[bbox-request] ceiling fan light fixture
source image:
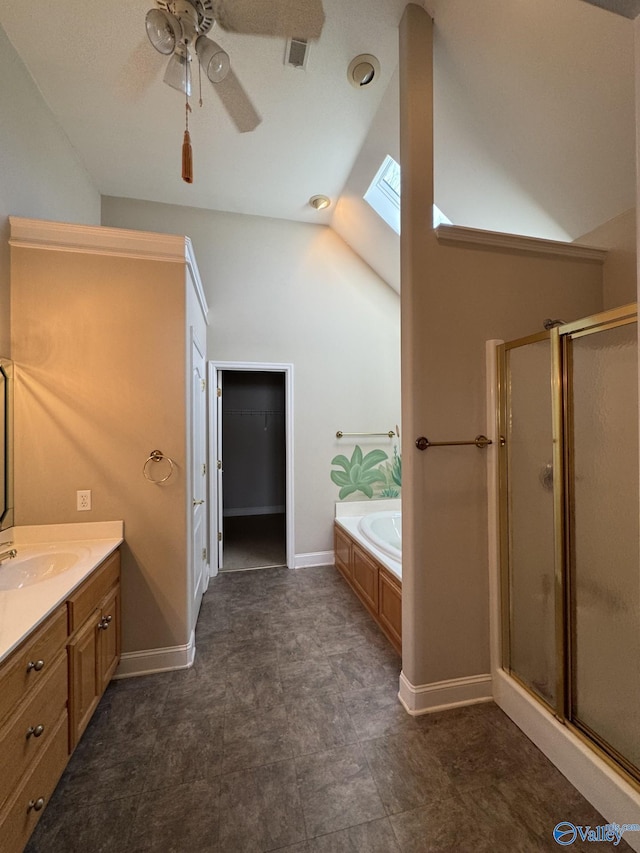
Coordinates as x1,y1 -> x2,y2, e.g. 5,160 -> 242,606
145,8 -> 181,55
196,36 -> 230,83
163,47 -> 192,95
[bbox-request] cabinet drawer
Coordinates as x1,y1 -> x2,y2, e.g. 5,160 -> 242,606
0,606 -> 67,728
0,711 -> 68,853
0,652 -> 67,810
68,550 -> 120,633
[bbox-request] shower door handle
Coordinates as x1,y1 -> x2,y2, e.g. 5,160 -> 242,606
193,499 -> 205,506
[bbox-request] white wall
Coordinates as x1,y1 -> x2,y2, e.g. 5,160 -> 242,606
102,196 -> 401,557
0,24 -> 100,354
426,0 -> 635,241
578,209 -> 637,310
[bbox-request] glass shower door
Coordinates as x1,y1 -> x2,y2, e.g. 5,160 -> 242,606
567,317 -> 640,774
499,335 -> 558,709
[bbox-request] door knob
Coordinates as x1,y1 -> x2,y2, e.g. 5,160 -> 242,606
193,499 -> 205,506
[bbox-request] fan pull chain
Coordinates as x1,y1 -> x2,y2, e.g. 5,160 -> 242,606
182,88 -> 193,184
198,60 -> 203,108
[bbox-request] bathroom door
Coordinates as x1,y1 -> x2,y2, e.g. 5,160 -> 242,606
191,332 -> 208,610
215,372 -> 224,570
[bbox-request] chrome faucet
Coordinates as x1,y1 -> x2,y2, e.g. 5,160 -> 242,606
0,547 -> 17,563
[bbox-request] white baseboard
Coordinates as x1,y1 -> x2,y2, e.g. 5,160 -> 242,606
114,632 -> 195,679
494,669 -> 640,852
223,505 -> 285,517
294,550 -> 335,568
398,670 -> 493,715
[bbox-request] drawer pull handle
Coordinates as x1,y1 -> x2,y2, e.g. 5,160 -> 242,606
26,660 -> 45,672
103,614 -> 113,624
27,797 -> 45,812
26,724 -> 45,739
98,615 -> 113,630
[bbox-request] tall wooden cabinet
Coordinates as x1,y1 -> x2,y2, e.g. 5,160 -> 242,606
10,218 -> 209,677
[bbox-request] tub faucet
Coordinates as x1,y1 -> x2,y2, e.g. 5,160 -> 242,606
0,547 -> 17,563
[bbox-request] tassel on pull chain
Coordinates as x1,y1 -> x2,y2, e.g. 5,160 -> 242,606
182,96 -> 193,184
182,129 -> 193,183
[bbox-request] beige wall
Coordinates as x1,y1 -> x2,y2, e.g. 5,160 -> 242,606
400,5 -> 604,688
578,209 -> 637,310
11,248 -> 189,655
0,24 -> 100,355
102,197 -> 401,556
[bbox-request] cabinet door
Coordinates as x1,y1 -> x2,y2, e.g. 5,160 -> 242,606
98,585 -> 120,693
352,545 -> 379,614
379,570 -> 402,654
68,611 -> 100,750
334,525 -> 352,582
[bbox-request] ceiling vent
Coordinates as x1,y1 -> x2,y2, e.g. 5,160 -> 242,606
285,37 -> 310,69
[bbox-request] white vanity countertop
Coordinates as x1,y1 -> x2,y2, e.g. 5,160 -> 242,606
0,521 -> 124,664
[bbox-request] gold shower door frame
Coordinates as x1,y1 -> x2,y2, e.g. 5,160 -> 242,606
498,303 -> 639,788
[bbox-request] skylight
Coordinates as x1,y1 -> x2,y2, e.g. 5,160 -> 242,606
364,155 -> 400,234
363,154 -> 452,234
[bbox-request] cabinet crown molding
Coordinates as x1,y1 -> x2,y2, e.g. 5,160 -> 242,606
10,217 -> 186,264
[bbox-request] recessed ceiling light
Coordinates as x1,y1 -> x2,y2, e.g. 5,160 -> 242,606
309,195 -> 331,210
347,54 -> 380,88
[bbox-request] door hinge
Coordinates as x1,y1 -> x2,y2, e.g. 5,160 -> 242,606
202,463 -> 206,476
217,531 -> 222,542
201,379 -> 206,392
217,387 -> 222,398
202,547 -> 207,561
216,460 -> 222,470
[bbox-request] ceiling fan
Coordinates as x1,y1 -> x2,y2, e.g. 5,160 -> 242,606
144,0 -> 325,182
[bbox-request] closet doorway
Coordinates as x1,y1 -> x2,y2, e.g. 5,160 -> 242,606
208,362 -> 294,573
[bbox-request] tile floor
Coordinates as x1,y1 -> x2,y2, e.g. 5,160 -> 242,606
25,565 -> 631,852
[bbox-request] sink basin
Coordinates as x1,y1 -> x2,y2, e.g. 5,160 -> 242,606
0,547 -> 90,590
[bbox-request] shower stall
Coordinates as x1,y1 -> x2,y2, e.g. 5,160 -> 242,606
496,303 -> 640,788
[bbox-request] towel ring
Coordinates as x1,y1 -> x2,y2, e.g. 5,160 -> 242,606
143,449 -> 175,484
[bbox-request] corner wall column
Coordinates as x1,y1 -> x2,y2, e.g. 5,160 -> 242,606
399,3 -> 436,699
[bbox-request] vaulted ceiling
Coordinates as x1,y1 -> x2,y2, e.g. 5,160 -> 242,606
0,0 -> 635,295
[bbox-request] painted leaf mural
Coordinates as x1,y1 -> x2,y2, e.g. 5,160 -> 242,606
330,446 -> 388,499
330,444 -> 401,500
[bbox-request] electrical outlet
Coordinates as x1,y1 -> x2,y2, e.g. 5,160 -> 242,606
76,490 -> 92,511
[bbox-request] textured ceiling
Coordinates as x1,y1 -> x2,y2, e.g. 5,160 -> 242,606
0,0 -> 407,225
0,0 -> 635,288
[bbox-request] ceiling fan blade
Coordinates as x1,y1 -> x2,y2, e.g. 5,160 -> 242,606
212,0 -> 325,40
213,69 -> 262,133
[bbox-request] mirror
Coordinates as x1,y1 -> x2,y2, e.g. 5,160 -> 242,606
0,358 -> 13,530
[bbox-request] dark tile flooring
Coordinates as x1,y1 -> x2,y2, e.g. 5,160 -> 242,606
25,565 -> 630,853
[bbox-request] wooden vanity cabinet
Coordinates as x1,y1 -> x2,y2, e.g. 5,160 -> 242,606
0,607 -> 68,853
0,548 -> 121,853
68,550 -> 121,749
333,523 -> 402,655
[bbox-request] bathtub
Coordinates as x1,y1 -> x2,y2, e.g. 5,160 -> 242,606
335,502 -> 402,581
358,511 -> 401,562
